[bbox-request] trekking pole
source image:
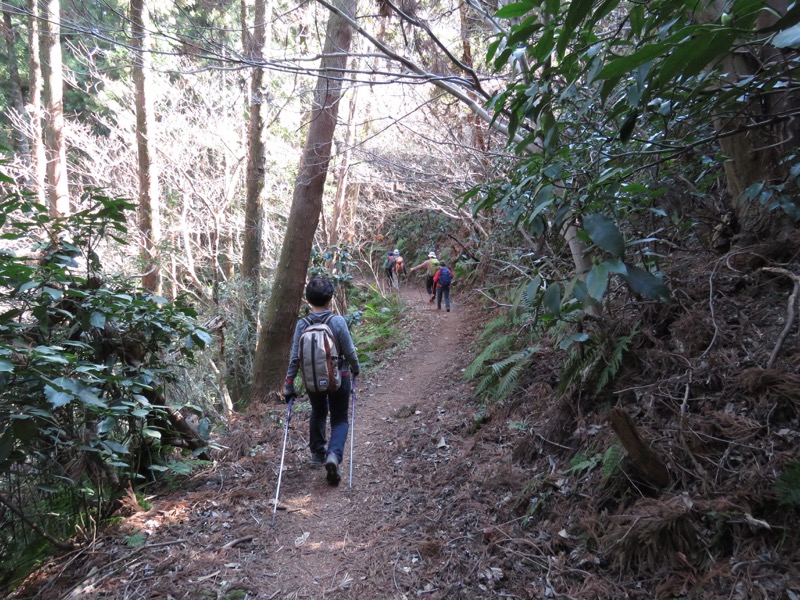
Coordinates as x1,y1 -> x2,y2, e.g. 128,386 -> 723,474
272,396 -> 294,527
349,377 -> 356,489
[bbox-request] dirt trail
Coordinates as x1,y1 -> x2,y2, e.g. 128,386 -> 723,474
253,282 -> 476,597
13,281 -> 482,599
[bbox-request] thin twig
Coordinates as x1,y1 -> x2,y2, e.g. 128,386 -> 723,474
221,535 -> 254,549
761,267 -> 800,369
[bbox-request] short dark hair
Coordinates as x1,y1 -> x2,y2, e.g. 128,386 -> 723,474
306,277 -> 334,307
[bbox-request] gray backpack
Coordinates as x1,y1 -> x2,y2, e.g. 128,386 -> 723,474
298,314 -> 341,393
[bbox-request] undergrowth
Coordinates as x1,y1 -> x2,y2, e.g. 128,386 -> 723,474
349,284 -> 407,371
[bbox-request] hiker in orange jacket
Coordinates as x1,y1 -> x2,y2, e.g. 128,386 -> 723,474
409,251 -> 440,302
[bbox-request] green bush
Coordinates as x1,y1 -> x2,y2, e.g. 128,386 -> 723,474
0,173 -> 210,586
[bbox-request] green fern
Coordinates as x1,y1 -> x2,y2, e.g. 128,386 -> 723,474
475,346 -> 540,401
593,325 -> 639,396
601,440 -> 624,479
557,342 -> 589,396
776,462 -> 800,506
464,333 -> 517,380
567,449 -> 602,475
495,359 -> 529,399
557,324 -> 640,399
477,315 -> 513,343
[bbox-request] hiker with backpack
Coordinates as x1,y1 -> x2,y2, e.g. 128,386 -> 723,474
409,251 -> 440,302
433,262 -> 454,312
282,276 -> 361,486
383,251 -> 396,288
392,249 -> 406,289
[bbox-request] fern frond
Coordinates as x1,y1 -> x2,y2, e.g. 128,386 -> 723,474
593,324 -> 639,396
475,371 -> 499,397
477,315 -> 512,343
601,441 -> 624,479
494,359 -> 530,399
465,333 -> 516,380
557,344 -> 586,396
490,349 -> 531,376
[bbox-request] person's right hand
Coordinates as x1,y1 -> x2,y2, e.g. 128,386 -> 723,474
282,378 -> 295,401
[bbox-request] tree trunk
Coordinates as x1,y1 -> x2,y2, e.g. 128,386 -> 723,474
131,0 -> 162,294
1,10 -> 31,159
712,0 -> 799,243
28,0 -> 46,206
241,0 -> 267,284
228,0 -> 269,406
43,0 -> 69,217
252,0 -> 356,403
328,62 -> 360,251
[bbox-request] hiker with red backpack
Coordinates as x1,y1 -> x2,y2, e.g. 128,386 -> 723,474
433,262 -> 454,311
409,251 -> 440,302
282,277 -> 361,485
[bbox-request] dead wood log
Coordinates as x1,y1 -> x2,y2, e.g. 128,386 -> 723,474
164,405 -> 211,461
608,407 -> 670,488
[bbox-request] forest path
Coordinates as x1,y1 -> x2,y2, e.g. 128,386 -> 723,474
258,280 -> 475,597
12,279 -> 483,599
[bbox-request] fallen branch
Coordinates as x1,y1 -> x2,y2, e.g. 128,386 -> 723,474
608,407 -> 670,488
761,267 -> 800,369
475,288 -> 512,307
222,535 -> 254,549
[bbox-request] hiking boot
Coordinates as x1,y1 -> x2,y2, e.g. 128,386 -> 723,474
310,452 -> 325,467
429,296 -> 434,303
325,453 -> 341,485
446,308 -> 450,312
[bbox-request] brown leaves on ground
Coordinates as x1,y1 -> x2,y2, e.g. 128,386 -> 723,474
10,248 -> 800,599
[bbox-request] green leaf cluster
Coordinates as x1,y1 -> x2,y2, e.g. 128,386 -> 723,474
468,0 -> 800,321
0,168 -> 211,582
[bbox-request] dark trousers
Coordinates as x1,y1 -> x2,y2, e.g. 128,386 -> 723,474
307,374 -> 351,462
436,284 -> 451,310
425,275 -> 435,296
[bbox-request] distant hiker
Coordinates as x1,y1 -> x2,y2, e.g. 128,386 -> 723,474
383,251 -> 396,288
409,251 -> 440,302
393,249 -> 406,288
433,262 -> 453,312
283,276 -> 361,486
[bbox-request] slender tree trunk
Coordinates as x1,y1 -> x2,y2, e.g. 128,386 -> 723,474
28,0 -> 46,206
229,0 -> 269,406
252,0 -> 356,403
328,61 -> 360,251
241,0 -> 267,283
43,0 -> 69,217
131,0 -> 162,294
1,10 -> 31,159
458,1 -> 486,153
